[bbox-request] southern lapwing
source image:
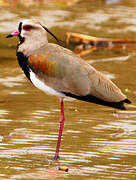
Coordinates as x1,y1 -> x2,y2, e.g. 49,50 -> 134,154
6,19 -> 131,160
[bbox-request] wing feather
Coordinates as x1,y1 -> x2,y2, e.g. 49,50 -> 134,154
88,70 -> 127,102
28,43 -> 127,103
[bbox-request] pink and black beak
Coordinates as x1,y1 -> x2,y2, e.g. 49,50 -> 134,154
6,30 -> 20,38
6,22 -> 22,38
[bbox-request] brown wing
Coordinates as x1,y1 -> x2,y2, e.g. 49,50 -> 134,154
88,69 -> 127,102
28,43 -> 128,103
28,50 -> 91,96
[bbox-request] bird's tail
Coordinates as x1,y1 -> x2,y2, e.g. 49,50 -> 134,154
62,92 -> 131,110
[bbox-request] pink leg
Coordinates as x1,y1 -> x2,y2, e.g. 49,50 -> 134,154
53,98 -> 65,160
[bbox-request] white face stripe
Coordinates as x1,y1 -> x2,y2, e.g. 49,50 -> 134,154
21,29 -> 27,37
30,70 -> 64,97
20,20 -> 31,37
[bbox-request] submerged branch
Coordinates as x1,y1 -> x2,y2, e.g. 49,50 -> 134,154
66,32 -> 136,55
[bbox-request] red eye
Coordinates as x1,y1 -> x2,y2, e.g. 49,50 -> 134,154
23,25 -> 32,31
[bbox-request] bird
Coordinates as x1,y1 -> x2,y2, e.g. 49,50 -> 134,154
6,19 -> 131,160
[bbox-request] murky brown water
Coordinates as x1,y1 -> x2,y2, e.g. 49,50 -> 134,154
1,0 -> 136,179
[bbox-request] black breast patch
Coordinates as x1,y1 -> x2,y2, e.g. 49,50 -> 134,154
16,52 -> 32,82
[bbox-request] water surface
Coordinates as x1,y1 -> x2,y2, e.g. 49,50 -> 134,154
0,0 -> 136,179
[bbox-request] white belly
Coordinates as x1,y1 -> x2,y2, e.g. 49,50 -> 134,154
30,70 -> 65,97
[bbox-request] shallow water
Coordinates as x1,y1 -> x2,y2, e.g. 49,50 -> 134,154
0,0 -> 136,179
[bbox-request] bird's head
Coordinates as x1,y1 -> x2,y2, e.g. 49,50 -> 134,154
6,19 -> 59,44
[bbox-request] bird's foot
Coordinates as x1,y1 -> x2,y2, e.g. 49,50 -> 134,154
52,155 -> 59,161
40,156 -> 59,165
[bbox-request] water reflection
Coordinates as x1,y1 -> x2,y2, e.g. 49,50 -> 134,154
0,0 -> 136,179
0,75 -> 24,87
106,0 -> 121,4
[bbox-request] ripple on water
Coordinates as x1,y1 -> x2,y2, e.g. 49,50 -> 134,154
0,110 -> 10,122
0,110 -> 8,116
0,76 -> 24,87
0,1 -> 136,179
